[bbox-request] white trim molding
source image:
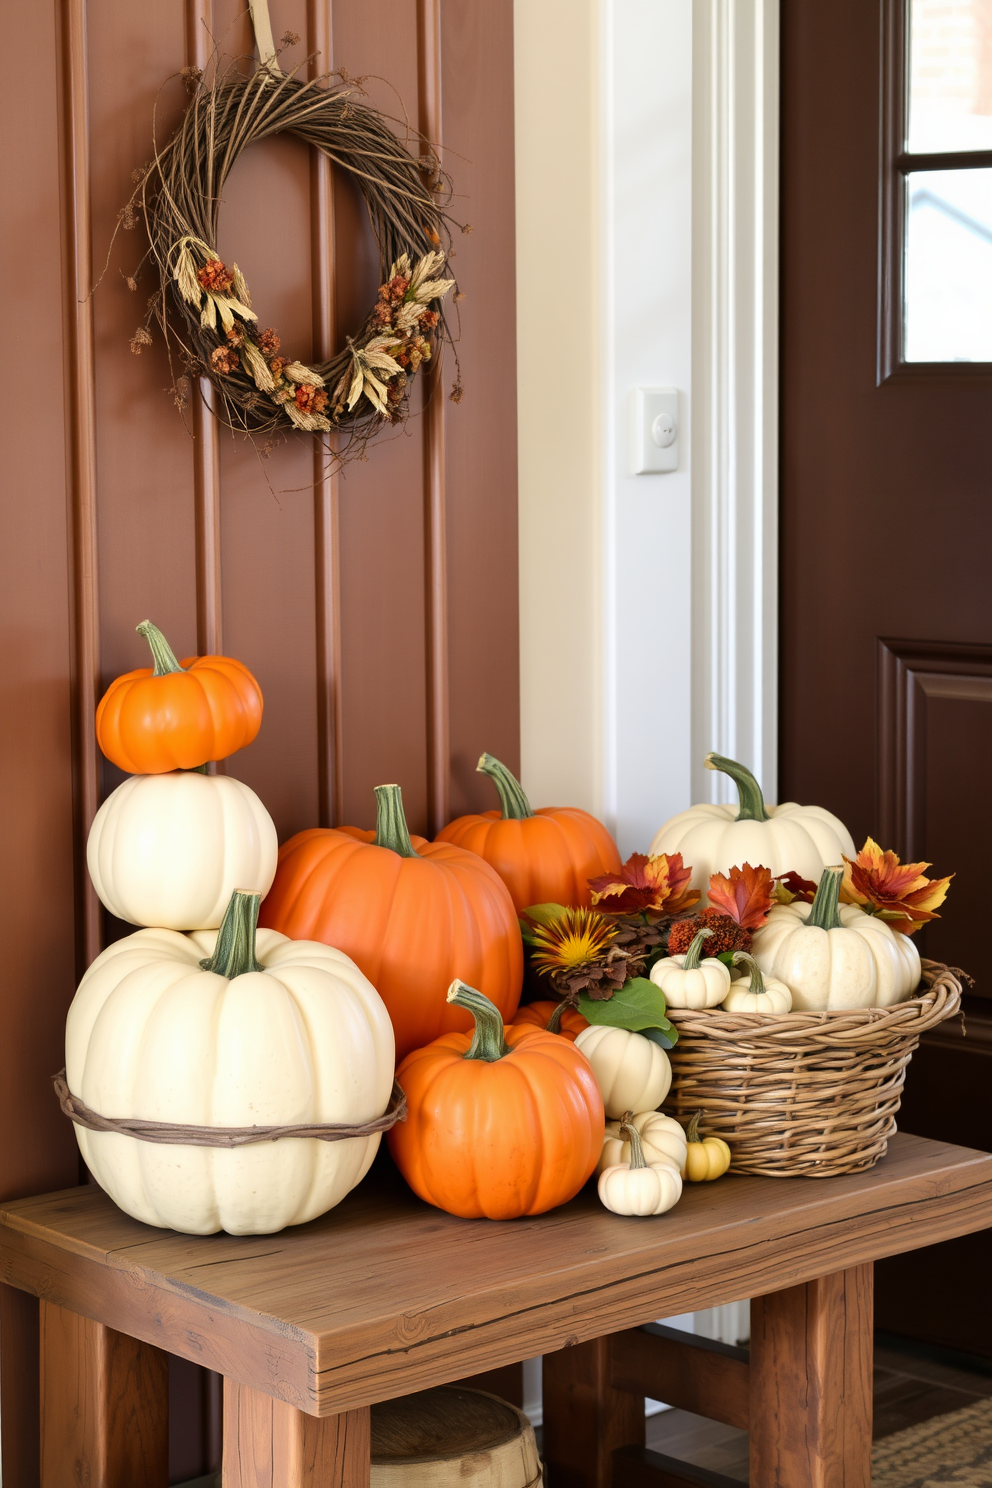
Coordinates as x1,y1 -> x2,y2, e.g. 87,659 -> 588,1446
691,0 -> 781,806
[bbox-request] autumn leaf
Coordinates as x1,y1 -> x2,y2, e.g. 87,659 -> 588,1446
841,838 -> 953,935
589,851 -> 701,919
707,862 -> 776,929
774,870 -> 817,905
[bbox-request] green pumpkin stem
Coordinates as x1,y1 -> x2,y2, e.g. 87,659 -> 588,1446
686,1110 -> 703,1144
448,980 -> 509,1062
477,753 -> 533,821
704,753 -> 770,823
136,619 -> 185,677
200,890 -> 263,978
619,1117 -> 647,1170
374,784 -> 420,858
681,927 -> 713,969
731,950 -> 766,994
806,866 -> 845,931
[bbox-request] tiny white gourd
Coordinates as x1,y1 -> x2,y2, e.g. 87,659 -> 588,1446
65,889 -> 395,1235
650,753 -> 855,896
721,951 -> 793,1013
574,1025 -> 671,1120
87,771 -> 278,930
597,1108 -> 687,1176
598,1119 -> 683,1216
650,928 -> 731,1009
751,866 -> 921,1011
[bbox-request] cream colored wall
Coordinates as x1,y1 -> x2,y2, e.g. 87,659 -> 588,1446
514,0 -> 604,816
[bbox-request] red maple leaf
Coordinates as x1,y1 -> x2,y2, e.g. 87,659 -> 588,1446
589,851 -> 701,919
707,862 -> 776,929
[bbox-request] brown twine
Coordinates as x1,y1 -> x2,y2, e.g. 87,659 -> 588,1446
53,1070 -> 406,1148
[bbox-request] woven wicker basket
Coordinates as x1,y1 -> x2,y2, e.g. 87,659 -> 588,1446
664,960 -> 963,1178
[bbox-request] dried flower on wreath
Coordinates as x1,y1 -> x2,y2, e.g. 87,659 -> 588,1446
119,49 -> 462,469
840,838 -> 952,934
588,851 -> 700,920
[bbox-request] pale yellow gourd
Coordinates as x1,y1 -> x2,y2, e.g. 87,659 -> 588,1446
720,951 -> 793,1013
597,1108 -> 687,1176
574,1025 -> 671,1120
650,928 -> 731,1009
598,1120 -> 683,1216
681,1111 -> 731,1181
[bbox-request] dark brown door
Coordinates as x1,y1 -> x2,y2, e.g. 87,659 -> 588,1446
780,0 -> 992,1357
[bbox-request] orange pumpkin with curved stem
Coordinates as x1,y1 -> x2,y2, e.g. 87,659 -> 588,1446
511,999 -> 590,1043
389,981 -> 603,1218
258,785 -> 522,1061
96,620 -> 262,773
435,753 -> 621,912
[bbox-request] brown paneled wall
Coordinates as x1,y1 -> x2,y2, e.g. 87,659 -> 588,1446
0,0 -> 517,1479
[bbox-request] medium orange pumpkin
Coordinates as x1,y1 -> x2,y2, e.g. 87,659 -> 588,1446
389,981 -> 604,1218
258,785 -> 523,1062
96,620 -> 262,773
511,999 -> 590,1043
436,753 -> 622,912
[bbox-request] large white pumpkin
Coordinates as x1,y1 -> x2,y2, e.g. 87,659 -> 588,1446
649,753 -> 855,893
87,770 -> 278,929
751,867 -> 921,1011
65,891 -> 395,1235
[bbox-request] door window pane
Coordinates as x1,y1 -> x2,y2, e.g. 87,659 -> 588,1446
908,0 -> 992,152
904,167 -> 992,359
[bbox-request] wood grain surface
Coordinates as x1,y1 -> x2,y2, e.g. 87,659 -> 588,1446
543,1335 -> 644,1487
39,1299 -> 168,1488
223,1382 -> 369,1487
610,1325 -> 750,1431
1,1134 -> 991,1419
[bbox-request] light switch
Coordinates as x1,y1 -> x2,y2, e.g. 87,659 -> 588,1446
630,387 -> 679,474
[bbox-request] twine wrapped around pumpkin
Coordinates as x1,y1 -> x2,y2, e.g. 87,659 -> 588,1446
53,1070 -> 406,1148
663,960 -> 964,1178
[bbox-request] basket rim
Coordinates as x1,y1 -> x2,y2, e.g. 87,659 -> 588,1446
665,959 -> 963,1046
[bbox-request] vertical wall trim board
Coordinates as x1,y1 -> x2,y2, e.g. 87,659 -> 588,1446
691,0 -> 780,805
418,0 -> 451,834
309,0 -> 343,828
61,0 -> 102,972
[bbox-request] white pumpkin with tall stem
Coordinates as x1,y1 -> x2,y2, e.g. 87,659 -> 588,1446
751,866 -> 921,1011
598,1118 -> 683,1216
650,928 -> 731,1009
649,753 -> 855,894
721,952 -> 793,1013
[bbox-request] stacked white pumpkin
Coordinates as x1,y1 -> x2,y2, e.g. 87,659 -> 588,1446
66,621 -> 395,1235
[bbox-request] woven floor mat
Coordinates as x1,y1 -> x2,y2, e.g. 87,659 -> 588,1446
874,1398 -> 992,1486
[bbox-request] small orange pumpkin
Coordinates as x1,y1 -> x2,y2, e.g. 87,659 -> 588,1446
96,620 -> 262,773
435,753 -> 622,913
390,981 -> 604,1219
258,785 -> 522,1062
511,999 -> 590,1043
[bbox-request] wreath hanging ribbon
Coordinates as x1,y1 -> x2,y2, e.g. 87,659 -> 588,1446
122,0 -> 462,465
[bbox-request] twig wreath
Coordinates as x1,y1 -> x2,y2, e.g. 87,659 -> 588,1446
122,22 -> 462,466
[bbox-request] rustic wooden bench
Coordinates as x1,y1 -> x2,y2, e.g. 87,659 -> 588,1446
2,1131 -> 991,1487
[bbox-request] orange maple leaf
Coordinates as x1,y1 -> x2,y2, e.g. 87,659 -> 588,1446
840,838 -> 952,935
589,851 -> 701,919
707,862 -> 776,929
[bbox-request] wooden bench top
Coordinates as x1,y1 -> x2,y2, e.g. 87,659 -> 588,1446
2,1132 -> 991,1417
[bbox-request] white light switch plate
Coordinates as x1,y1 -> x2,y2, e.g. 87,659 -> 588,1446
630,387 -> 679,474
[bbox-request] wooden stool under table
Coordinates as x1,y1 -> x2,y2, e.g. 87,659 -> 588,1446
1,1132 -> 991,1488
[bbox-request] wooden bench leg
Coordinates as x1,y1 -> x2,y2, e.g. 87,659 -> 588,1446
542,1335 -> 645,1488
223,1378 -> 370,1487
749,1263 -> 873,1488
39,1299 -> 169,1488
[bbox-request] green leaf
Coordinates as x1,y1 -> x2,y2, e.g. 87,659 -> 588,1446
717,951 -> 735,966
578,977 -> 672,1033
642,1024 -> 679,1050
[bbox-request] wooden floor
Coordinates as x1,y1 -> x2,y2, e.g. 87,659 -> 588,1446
643,1333 -> 992,1483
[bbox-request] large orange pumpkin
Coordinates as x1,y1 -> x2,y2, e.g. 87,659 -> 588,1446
511,999 -> 590,1043
96,620 -> 262,773
436,753 -> 622,912
389,981 -> 603,1218
259,785 -> 523,1061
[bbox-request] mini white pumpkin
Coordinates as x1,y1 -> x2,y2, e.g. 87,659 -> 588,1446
751,867 -> 921,1011
597,1109 -> 687,1176
574,1025 -> 671,1120
650,928 -> 731,1009
598,1120 -> 682,1216
65,890 -> 395,1235
87,770 -> 278,930
721,951 -> 793,1013
649,753 -> 855,895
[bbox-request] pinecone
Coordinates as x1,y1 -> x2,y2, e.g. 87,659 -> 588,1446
548,947 -> 630,1002
667,910 -> 752,958
608,917 -> 666,975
